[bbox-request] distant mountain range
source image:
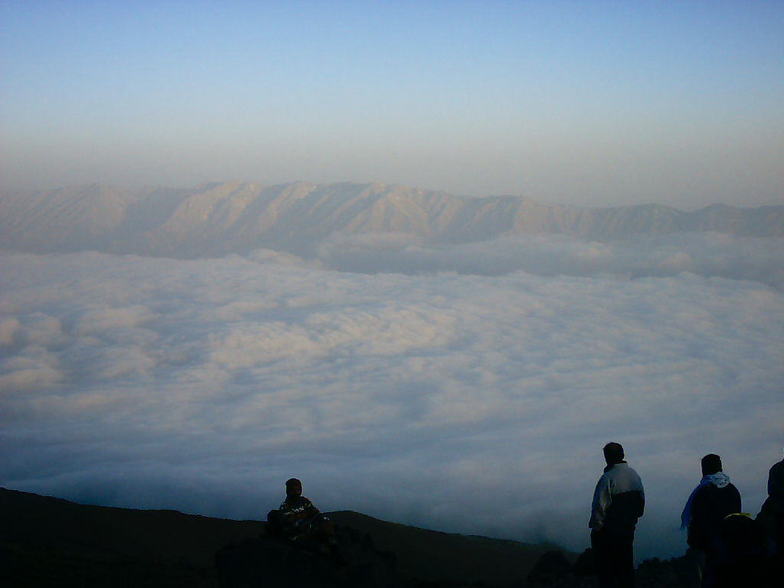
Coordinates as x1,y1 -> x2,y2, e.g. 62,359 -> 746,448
1,182 -> 782,258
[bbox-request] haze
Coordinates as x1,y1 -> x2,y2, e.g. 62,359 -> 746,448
1,1 -> 783,208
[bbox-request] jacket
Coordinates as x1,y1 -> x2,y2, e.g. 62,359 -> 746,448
687,478 -> 742,550
589,462 -> 645,535
279,495 -> 320,524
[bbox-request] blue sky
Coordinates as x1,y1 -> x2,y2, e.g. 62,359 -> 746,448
2,1 -> 783,206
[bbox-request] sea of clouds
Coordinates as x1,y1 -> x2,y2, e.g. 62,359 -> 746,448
1,232 -> 783,561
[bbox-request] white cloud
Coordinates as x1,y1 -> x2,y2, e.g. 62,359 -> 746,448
0,247 -> 782,561
74,305 -> 156,336
0,318 -> 21,346
0,346 -> 62,391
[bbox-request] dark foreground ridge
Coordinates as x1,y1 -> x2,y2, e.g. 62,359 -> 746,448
0,487 -> 713,587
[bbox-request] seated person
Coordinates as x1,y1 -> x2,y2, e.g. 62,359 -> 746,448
267,478 -> 337,550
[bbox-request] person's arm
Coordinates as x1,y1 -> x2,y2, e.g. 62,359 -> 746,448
637,479 -> 645,518
769,462 -> 784,502
589,475 -> 611,530
280,498 -> 312,522
304,498 -> 320,518
687,488 -> 706,549
731,484 -> 742,513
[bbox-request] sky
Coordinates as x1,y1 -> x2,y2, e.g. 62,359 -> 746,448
1,0 -> 783,208
1,237 -> 783,561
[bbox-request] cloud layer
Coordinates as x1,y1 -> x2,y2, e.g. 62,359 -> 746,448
1,243 -> 783,560
318,231 -> 784,288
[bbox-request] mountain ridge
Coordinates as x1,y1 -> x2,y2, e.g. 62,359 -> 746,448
1,182 -> 781,259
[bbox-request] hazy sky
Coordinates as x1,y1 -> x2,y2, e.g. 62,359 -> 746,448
2,1 -> 783,207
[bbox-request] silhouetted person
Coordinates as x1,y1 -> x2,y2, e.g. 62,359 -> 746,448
714,513 -> 773,587
681,454 -> 741,587
759,452 -> 784,567
589,442 -> 645,588
767,454 -> 784,555
267,478 -> 341,559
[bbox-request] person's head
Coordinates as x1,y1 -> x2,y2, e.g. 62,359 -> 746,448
603,442 -> 625,466
701,454 -> 723,476
285,478 -> 302,497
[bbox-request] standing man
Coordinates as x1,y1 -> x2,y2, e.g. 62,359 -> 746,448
589,442 -> 645,588
765,452 -> 784,558
680,454 -> 741,587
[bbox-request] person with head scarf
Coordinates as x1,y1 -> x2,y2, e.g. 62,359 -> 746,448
681,454 -> 741,587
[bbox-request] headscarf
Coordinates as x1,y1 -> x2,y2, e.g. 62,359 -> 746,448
680,472 -> 731,529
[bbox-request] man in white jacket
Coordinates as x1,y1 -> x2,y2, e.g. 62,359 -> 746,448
589,442 -> 645,588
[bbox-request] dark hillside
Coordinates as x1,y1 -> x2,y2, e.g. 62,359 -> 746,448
329,511 -> 559,586
0,488 -> 563,587
5,487 -> 770,587
0,487 -> 262,586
